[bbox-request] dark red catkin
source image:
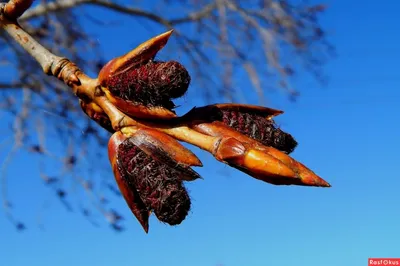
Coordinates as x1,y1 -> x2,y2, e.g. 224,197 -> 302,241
105,60 -> 191,110
220,110 -> 298,154
117,138 -> 191,225
182,106 -> 298,154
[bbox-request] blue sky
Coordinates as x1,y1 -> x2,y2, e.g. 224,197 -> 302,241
1,1 -> 400,266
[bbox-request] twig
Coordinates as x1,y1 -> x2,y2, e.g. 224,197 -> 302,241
20,0 -> 216,26
1,16 -> 82,86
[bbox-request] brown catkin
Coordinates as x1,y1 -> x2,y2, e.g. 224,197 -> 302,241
117,138 -> 191,225
105,60 -> 190,110
221,110 -> 298,154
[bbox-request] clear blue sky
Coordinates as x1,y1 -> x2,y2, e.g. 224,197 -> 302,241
1,1 -> 400,266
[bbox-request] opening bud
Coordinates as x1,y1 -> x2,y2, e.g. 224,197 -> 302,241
98,30 -> 190,119
108,130 -> 202,232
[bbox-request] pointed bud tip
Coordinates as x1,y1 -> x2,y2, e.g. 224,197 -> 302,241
139,29 -> 174,53
98,29 -> 175,85
317,180 -> 331,187
160,29 -> 174,38
142,223 -> 149,233
300,173 -> 331,187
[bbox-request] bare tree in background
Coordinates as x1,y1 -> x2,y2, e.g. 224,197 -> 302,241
0,0 -> 334,231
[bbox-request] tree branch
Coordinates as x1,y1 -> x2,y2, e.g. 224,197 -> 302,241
0,82 -> 24,89
20,0 -> 216,27
1,16 -> 61,73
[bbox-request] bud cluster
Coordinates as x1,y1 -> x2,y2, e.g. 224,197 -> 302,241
100,31 -> 330,233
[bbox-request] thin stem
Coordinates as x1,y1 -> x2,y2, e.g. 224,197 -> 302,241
0,13 -> 61,74
95,95 -> 218,154
0,9 -> 97,98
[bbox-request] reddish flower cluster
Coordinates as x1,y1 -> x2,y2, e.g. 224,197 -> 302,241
104,60 -> 190,110
117,138 -> 191,226
221,109 -> 298,154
